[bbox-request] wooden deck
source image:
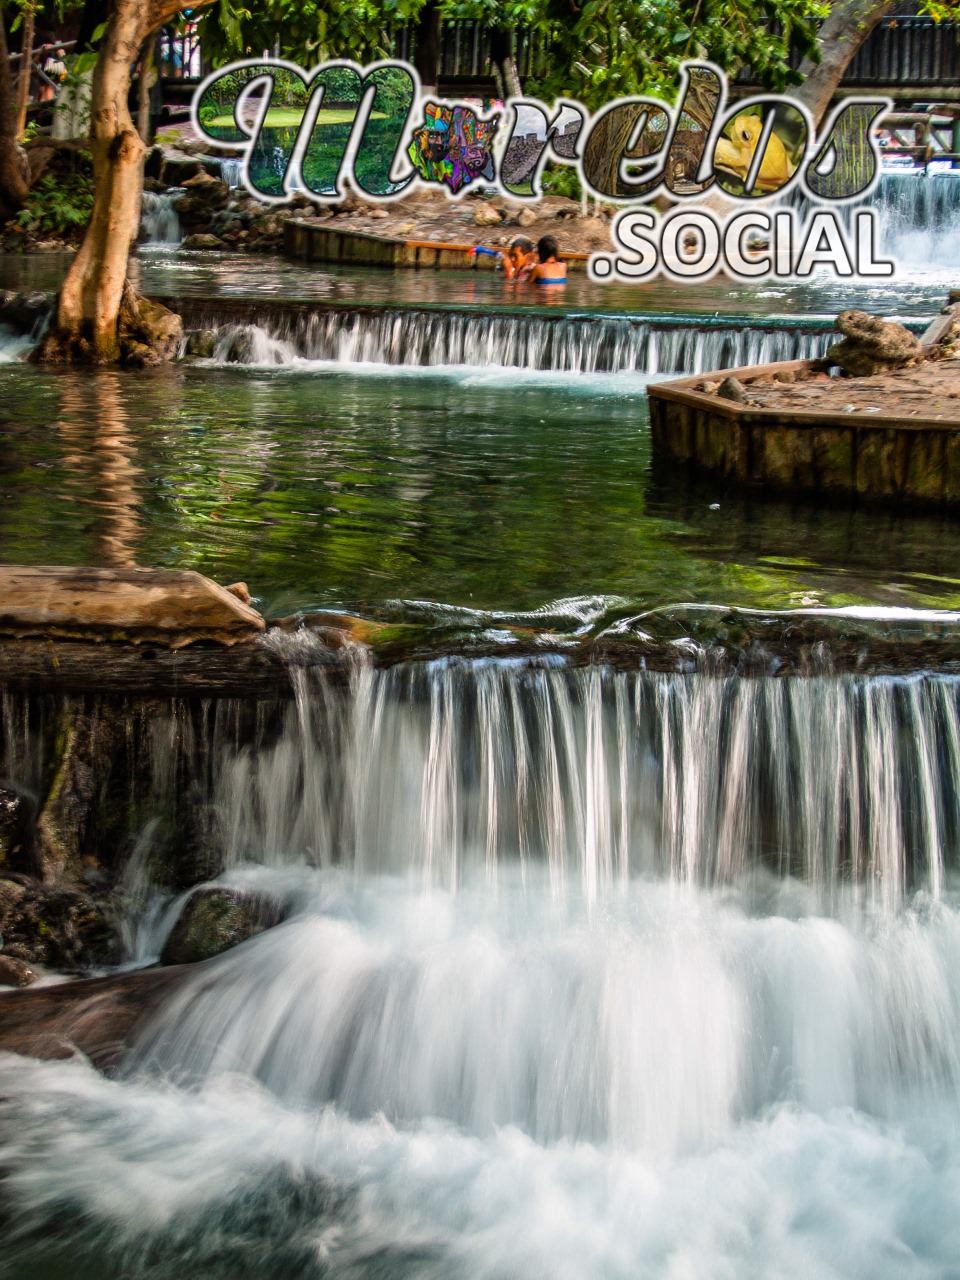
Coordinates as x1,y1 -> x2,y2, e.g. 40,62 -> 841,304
283,219 -> 590,272
648,354 -> 960,508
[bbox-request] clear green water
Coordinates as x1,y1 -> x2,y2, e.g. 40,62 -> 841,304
2,359 -> 960,622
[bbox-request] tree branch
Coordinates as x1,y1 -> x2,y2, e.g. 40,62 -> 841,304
794,0 -> 896,127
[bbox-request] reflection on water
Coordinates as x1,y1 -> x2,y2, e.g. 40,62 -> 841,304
2,362 -> 960,617
0,251 -> 946,319
55,373 -> 141,567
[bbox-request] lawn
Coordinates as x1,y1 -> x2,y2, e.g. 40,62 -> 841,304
205,107 -> 387,128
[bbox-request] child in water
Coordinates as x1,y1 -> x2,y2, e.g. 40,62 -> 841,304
501,236 -> 534,280
469,236 -> 533,280
526,236 -> 567,285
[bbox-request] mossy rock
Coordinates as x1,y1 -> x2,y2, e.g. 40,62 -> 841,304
160,886 -> 284,965
0,876 -> 118,971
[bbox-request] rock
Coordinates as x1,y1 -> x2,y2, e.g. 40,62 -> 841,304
225,581 -> 252,605
516,207 -> 538,227
181,233 -> 230,251
330,191 -> 362,214
143,177 -> 166,194
0,965 -> 192,1068
717,376 -> 747,403
121,341 -> 154,369
827,310 -> 922,377
474,205 -> 503,227
221,329 -> 255,363
0,877 -> 117,971
367,208 -> 389,219
0,954 -> 37,987
160,886 -> 284,965
117,287 -> 182,366
185,328 -> 217,358
0,566 -> 266,648
160,154 -> 203,186
143,146 -> 165,182
0,289 -> 49,336
181,171 -> 228,194
948,289 -> 960,305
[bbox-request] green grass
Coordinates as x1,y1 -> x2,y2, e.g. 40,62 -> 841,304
205,107 -> 387,128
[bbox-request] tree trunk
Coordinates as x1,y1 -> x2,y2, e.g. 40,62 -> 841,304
491,28 -> 522,99
34,0 -> 216,365
412,0 -> 441,95
794,0 -> 896,127
0,9 -> 29,221
14,2 -> 35,137
137,37 -> 151,142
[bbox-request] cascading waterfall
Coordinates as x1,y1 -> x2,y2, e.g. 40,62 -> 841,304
0,326 -> 32,362
788,168 -> 960,272
202,307 -> 839,374
219,158 -> 243,189
3,659 -> 956,907
196,661 -> 960,906
139,190 -> 183,247
3,654 -> 960,1276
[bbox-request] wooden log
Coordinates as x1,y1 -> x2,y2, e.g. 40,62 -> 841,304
0,567 -> 265,648
0,966 -> 194,1068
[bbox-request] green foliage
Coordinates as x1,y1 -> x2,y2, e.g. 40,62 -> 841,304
540,163 -> 582,200
16,171 -> 93,236
188,0 -> 960,116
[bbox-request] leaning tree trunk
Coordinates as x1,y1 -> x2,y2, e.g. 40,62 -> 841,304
0,9 -> 29,221
35,0 -> 216,365
490,28 -> 522,99
13,1 -> 34,137
794,0 -> 896,127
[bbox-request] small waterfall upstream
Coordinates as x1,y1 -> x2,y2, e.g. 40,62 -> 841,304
139,190 -> 182,247
196,306 -> 841,375
219,157 -> 243,189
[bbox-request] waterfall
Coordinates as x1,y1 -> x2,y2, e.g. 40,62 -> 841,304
4,660 -> 956,908
202,661 -> 958,906
788,168 -> 960,272
0,325 -> 33,362
139,191 -> 182,247
219,158 -> 243,189
4,657 -> 960,1274
195,305 -> 842,375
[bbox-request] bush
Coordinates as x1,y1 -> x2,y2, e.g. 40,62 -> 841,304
16,171 -> 94,238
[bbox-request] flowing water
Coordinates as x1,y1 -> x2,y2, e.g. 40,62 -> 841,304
3,170 -> 960,1278
140,190 -> 183,247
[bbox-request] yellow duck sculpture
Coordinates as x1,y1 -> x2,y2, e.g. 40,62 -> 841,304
714,114 -> 795,192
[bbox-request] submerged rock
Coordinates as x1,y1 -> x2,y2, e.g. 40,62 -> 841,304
160,887 -> 285,965
185,328 -> 218,358
181,233 -> 230,252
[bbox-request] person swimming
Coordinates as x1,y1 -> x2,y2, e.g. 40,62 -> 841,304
526,236 -> 567,285
501,236 -> 534,280
470,236 -> 535,280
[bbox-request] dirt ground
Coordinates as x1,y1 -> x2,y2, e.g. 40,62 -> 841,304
699,360 -> 960,422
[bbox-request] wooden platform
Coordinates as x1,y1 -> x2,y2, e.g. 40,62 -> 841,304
648,356 -> 960,508
283,219 -> 590,272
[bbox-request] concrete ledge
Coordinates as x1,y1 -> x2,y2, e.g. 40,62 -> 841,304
0,567 -> 266,648
648,358 -> 960,507
283,219 -> 590,271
